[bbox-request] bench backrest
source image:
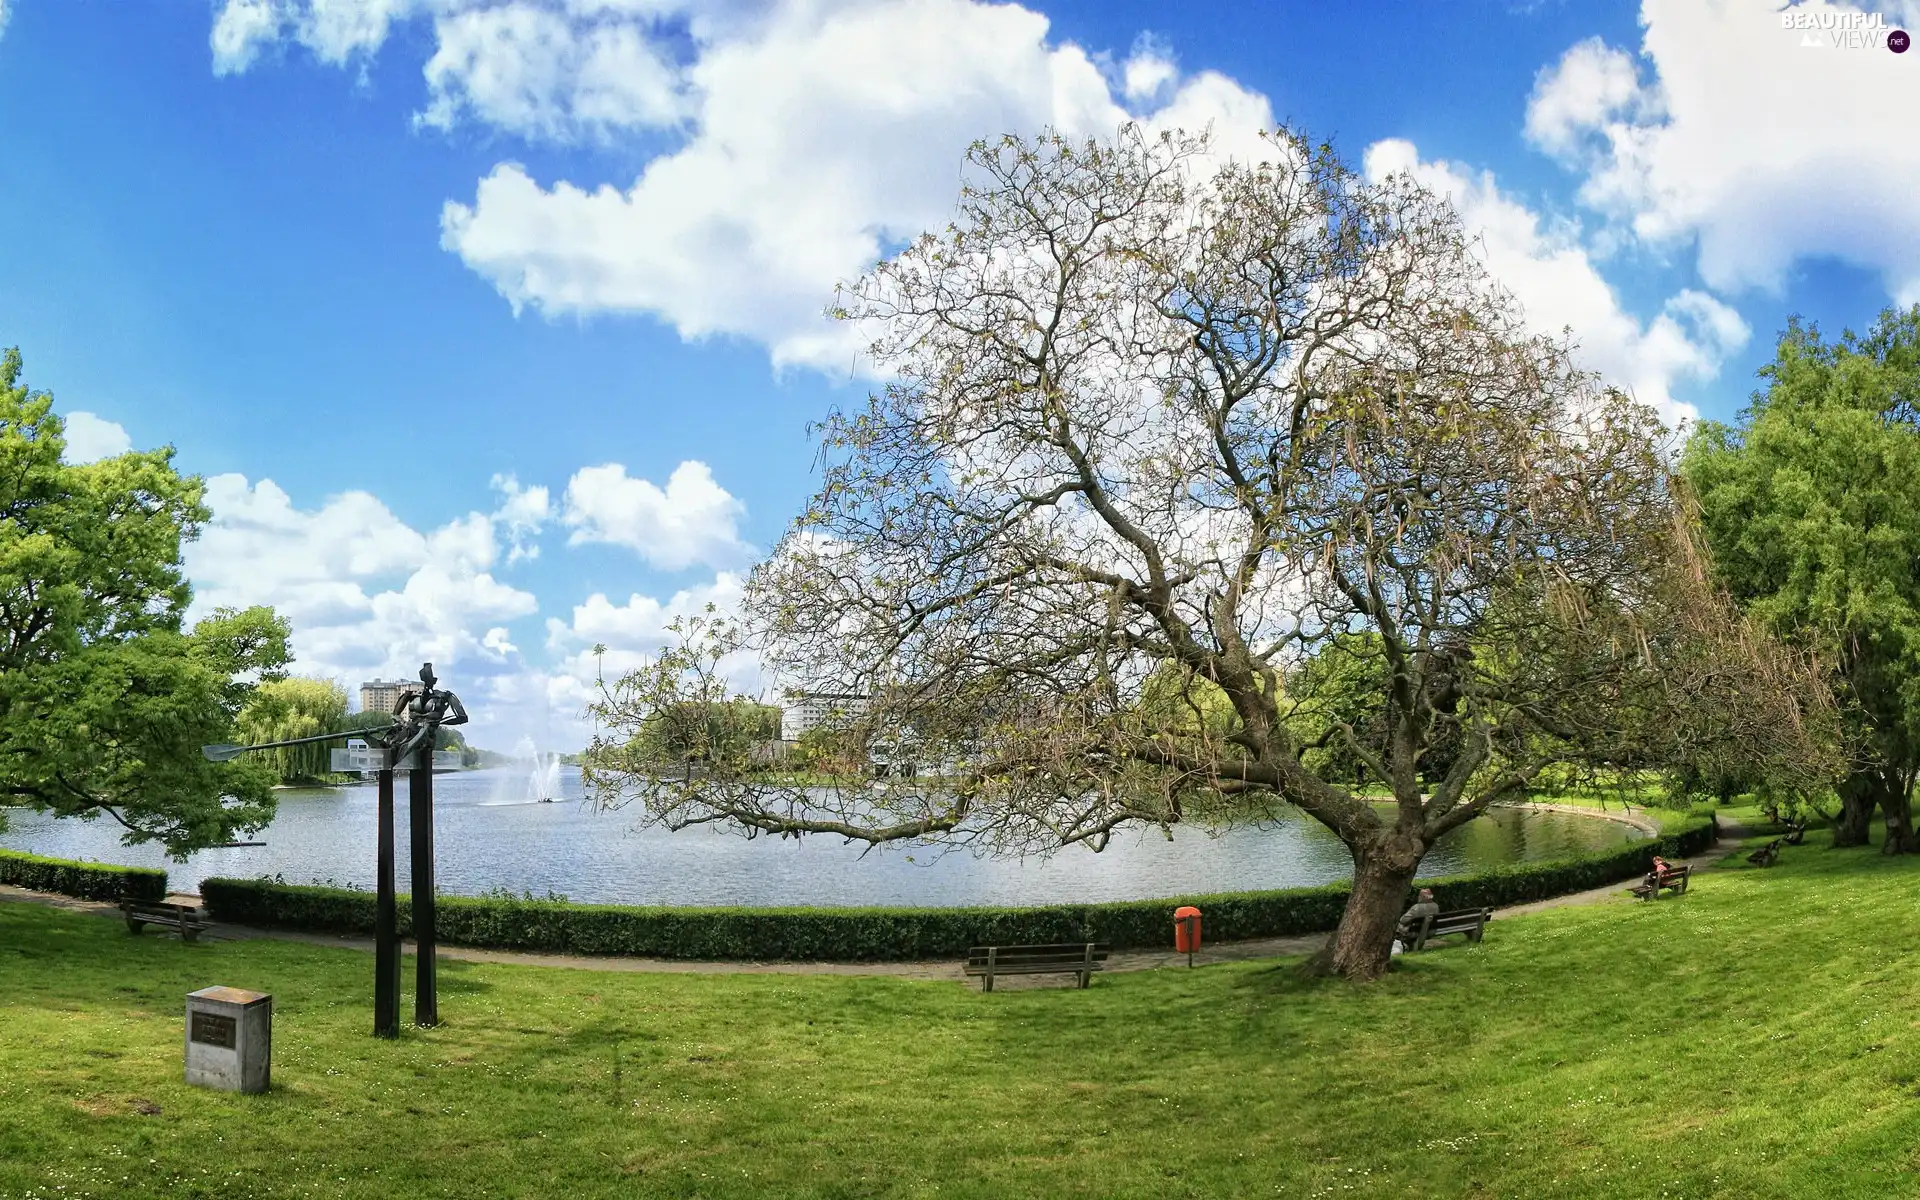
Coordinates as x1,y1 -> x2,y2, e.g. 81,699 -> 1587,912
124,899 -> 199,914
966,943 -> 1111,968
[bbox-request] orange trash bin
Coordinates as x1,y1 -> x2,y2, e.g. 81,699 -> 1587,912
1173,906 -> 1202,965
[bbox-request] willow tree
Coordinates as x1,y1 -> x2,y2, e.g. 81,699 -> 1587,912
585,128 -> 1833,980
236,676 -> 350,783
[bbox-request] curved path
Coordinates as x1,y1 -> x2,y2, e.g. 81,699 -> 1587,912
0,812 -> 1745,988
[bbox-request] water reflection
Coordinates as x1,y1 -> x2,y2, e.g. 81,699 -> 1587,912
1,767 -> 1643,908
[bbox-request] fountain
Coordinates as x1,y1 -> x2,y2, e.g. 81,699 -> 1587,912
529,751 -> 562,803
510,736 -> 562,803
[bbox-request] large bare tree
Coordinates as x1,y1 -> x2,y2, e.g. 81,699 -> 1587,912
585,127 -> 1833,980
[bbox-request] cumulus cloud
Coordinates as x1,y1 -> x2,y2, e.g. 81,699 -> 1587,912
418,3 -> 683,138
60,412 -> 134,463
0,0 -> 12,43
184,474 -> 536,686
175,463 -> 758,742
543,570 -> 761,715
211,1 -> 1277,366
1120,34 -> 1178,103
490,472 -> 551,563
212,0 -> 416,75
562,460 -> 749,570
1365,139 -> 1749,430
1526,0 -> 1920,303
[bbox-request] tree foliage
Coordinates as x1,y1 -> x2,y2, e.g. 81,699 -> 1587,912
1683,306 -> 1920,849
236,676 -> 349,783
636,699 -> 782,764
584,128 -> 1834,979
0,347 -> 292,856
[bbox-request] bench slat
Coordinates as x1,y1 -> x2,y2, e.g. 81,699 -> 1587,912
964,943 -> 1109,990
964,950 -> 1109,964
121,898 -> 210,943
1398,908 -> 1492,952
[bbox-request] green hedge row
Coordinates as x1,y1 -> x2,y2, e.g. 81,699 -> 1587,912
200,813 -> 1714,961
0,848 -> 167,902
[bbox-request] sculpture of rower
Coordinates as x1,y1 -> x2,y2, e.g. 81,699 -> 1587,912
385,662 -> 468,770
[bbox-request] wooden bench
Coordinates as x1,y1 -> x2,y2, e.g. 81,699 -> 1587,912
1396,908 -> 1492,952
120,898 -> 210,943
963,943 -> 1109,991
1629,864 -> 1691,900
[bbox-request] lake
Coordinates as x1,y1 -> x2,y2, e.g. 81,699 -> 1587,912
0,766 -> 1645,908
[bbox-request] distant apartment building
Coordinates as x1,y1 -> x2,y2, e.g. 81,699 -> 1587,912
358,678 -> 412,715
779,691 -> 869,742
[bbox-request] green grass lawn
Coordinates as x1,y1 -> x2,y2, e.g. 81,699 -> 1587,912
5,839 -> 1920,1199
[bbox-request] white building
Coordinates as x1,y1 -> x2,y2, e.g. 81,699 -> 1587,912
779,691 -> 868,742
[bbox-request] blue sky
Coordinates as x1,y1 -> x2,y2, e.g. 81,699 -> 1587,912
2,0 -> 1916,748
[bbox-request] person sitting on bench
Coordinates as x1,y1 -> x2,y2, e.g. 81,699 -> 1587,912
1397,888 -> 1440,940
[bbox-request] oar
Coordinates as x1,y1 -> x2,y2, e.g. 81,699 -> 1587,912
200,727 -> 390,762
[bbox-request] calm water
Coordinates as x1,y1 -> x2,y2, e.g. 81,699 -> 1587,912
0,766 -> 1643,907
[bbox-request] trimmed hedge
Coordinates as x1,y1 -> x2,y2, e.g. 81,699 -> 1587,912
200,813 -> 1714,962
0,848 -> 167,902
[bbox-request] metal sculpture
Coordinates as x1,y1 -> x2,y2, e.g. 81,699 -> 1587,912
202,662 -> 466,1038
387,663 -> 465,1028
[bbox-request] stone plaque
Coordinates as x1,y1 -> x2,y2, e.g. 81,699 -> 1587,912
185,986 -> 272,1093
190,1010 -> 236,1048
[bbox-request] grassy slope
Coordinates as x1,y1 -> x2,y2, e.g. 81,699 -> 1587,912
4,839 -> 1918,1200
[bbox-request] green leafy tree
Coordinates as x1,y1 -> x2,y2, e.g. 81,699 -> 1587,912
236,676 -> 350,783
1684,306 -> 1920,850
0,347 -> 292,856
1289,634 -> 1472,791
639,700 -> 782,763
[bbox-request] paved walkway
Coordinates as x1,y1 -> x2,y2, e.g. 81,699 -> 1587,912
0,816 -> 1746,988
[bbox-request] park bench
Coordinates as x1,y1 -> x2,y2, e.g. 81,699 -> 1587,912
1748,840 -> 1783,867
1630,864 -> 1691,900
120,897 -> 210,943
963,943 -> 1109,991
1395,907 -> 1493,952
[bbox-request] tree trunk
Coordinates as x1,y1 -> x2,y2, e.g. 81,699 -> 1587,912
1880,789 -> 1918,855
1307,837 -> 1422,982
1833,770 -> 1888,848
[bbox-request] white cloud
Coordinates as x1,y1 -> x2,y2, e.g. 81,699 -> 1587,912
0,0 -> 12,43
212,0 -> 417,75
60,412 -> 134,463
436,0 -> 1272,367
418,3 -> 683,138
1121,34 -> 1177,104
562,460 -> 749,570
1523,36 -> 1649,163
186,474 -> 536,697
490,472 -> 551,562
211,0 -> 1274,366
1364,138 -> 1748,430
543,569 -> 761,715
211,0 -> 283,75
1526,0 -> 1920,303
176,463 -> 760,747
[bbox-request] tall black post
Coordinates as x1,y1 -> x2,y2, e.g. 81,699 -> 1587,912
373,764 -> 400,1039
409,753 -> 438,1027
